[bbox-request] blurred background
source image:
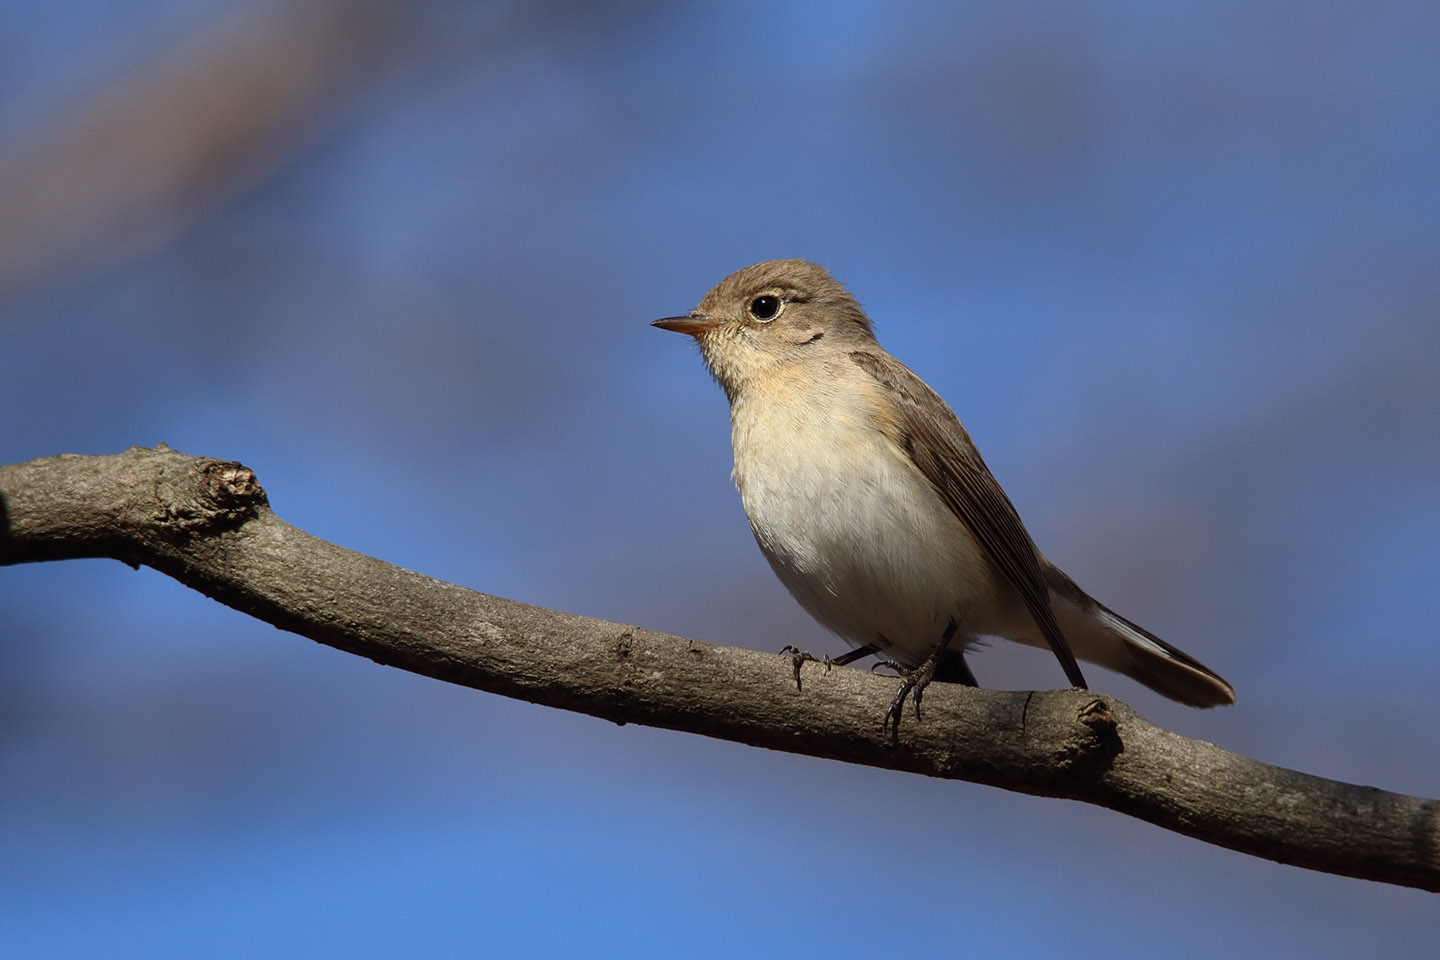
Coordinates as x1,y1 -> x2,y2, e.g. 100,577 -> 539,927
2,0 -> 1438,956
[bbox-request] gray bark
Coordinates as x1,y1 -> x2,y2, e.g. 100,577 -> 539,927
2,445 -> 1436,891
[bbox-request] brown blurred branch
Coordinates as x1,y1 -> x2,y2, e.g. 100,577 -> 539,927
0,0 -> 398,300
1,445 -> 1437,892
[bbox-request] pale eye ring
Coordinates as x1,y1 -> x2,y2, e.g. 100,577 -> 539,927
748,295 -> 782,321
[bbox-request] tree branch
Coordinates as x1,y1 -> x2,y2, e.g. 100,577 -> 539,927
2,446 -> 1436,891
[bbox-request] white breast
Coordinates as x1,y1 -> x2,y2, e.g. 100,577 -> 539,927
728,368 -> 1011,666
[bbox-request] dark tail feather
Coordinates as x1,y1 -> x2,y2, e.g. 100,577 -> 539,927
933,650 -> 978,686
1100,606 -> 1235,708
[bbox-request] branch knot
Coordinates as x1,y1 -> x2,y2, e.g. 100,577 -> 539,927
148,448 -> 267,537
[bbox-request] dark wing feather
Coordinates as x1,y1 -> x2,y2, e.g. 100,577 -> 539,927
850,350 -> 1088,689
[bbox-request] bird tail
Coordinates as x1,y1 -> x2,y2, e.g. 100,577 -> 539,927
1088,605 -> 1235,707
1043,566 -> 1235,708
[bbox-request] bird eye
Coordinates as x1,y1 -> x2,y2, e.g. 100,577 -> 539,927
748,295 -> 781,321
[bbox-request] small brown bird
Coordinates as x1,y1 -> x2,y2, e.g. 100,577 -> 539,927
654,259 -> 1234,719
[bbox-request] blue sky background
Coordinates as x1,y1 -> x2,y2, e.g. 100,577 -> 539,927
3,1 -> 1439,956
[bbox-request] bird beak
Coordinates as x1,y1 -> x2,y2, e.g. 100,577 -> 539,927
652,314 -> 722,337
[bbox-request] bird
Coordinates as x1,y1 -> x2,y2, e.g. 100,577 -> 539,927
653,259 -> 1234,725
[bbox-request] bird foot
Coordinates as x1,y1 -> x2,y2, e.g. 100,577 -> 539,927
782,642 -> 886,690
779,645 -> 821,691
881,619 -> 959,739
882,652 -> 944,738
869,656 -> 906,677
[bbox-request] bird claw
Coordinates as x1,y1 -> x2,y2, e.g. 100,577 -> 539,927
779,645 -> 820,691
882,655 -> 941,738
869,656 -> 905,677
881,618 -> 958,739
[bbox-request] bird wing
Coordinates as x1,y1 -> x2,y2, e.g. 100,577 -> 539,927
849,349 -> 1087,689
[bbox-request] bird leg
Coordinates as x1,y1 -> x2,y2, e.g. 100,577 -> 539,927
883,619 -> 960,737
779,645 -> 819,690
780,642 -> 882,691
827,643 -> 880,669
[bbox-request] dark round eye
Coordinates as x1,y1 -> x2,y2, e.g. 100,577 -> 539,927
748,295 -> 781,321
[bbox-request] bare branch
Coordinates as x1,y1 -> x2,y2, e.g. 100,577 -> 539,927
2,446 -> 1436,891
